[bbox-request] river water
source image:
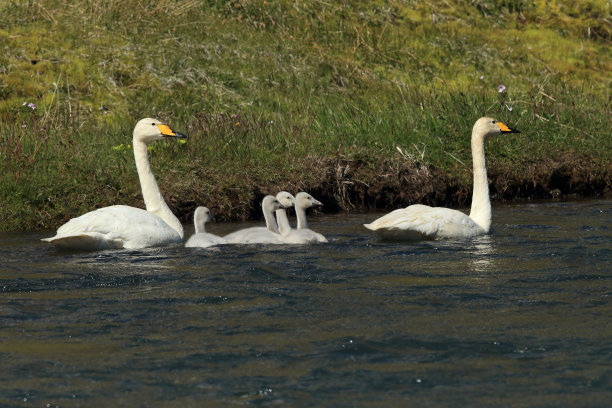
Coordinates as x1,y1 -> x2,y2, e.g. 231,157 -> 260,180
0,200 -> 610,407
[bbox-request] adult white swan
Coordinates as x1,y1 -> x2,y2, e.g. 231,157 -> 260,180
224,195 -> 286,244
364,117 -> 519,240
185,206 -> 227,248
42,118 -> 187,250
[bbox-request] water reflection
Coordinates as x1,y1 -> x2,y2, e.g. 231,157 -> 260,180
0,200 -> 611,407
467,235 -> 496,274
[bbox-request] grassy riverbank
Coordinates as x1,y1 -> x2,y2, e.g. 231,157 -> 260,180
1,0 -> 610,231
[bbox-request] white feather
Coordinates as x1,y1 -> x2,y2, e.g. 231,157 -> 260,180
185,206 -> 226,248
224,196 -> 286,244
43,118 -> 186,250
364,117 -> 519,241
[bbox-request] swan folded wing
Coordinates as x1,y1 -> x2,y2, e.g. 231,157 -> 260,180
44,205 -> 182,249
224,227 -> 285,244
363,205 -> 438,238
283,229 -> 328,244
364,204 -> 483,240
185,233 -> 226,248
435,210 -> 485,239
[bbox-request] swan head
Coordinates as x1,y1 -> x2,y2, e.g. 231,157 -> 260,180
194,206 -> 213,224
275,191 -> 296,209
193,206 -> 213,233
473,117 -> 520,141
133,118 -> 187,144
262,195 -> 287,212
296,192 -> 323,210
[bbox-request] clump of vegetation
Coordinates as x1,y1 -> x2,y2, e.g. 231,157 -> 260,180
0,0 -> 610,230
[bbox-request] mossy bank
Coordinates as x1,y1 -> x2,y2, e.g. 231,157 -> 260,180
0,1 -> 610,231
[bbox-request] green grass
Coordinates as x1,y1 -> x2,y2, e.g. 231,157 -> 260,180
0,0 -> 610,230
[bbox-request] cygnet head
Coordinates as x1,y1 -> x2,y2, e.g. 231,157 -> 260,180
194,206 -> 213,224
295,192 -> 323,210
473,117 -> 520,141
276,191 -> 296,209
133,118 -> 187,144
262,195 -> 287,213
194,206 -> 213,233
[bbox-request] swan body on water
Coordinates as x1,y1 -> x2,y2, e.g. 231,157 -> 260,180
284,192 -> 327,243
364,117 -> 519,240
42,118 -> 187,250
275,191 -> 327,244
224,195 -> 286,244
185,207 -> 226,248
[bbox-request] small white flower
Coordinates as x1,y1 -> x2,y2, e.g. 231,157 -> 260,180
479,75 -> 484,80
497,84 -> 506,93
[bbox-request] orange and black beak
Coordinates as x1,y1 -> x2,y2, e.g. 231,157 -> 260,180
156,123 -> 187,138
496,122 -> 520,134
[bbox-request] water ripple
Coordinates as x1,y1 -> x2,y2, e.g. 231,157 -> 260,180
0,200 -> 610,407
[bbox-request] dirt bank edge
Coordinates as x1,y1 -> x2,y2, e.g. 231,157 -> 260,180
170,154 -> 612,223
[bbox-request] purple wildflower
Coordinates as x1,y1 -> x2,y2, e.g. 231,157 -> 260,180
497,84 -> 506,93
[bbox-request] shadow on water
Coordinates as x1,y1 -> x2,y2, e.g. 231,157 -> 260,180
0,200 -> 611,407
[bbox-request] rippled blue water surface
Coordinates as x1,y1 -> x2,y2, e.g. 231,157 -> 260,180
1,200 -> 610,407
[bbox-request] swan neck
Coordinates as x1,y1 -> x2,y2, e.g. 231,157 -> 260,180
133,138 -> 184,238
276,209 -> 291,235
194,220 -> 206,234
469,132 -> 491,233
296,206 -> 308,230
263,206 -> 280,233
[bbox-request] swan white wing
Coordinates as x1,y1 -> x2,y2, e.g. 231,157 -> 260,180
185,233 -> 226,248
283,228 -> 328,244
43,205 -> 182,250
364,204 -> 484,240
224,227 -> 285,244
